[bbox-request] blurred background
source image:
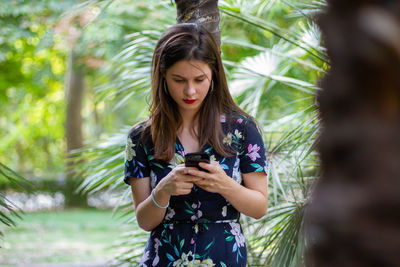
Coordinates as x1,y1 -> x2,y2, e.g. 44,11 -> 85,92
0,0 -> 327,266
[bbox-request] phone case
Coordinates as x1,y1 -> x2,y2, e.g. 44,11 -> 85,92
184,152 -> 210,172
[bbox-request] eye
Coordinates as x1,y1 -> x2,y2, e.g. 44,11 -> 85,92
173,79 -> 184,83
195,78 -> 205,83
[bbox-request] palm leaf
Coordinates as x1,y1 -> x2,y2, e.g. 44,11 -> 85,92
245,197 -> 309,266
94,30 -> 161,108
223,39 -> 326,73
0,163 -> 32,237
219,7 -> 328,63
71,130 -> 128,194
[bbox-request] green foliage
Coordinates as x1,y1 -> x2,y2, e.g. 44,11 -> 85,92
0,0 -> 78,174
218,2 -> 325,265
0,0 -> 164,175
0,162 -> 32,237
68,0 -> 175,138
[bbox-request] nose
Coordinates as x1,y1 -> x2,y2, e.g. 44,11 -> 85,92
184,81 -> 196,96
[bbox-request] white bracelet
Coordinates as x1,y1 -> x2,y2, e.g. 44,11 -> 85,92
151,188 -> 169,209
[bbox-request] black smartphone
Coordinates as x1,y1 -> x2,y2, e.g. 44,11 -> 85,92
184,152 -> 210,172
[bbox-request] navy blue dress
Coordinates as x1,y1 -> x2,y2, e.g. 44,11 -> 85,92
124,114 -> 268,267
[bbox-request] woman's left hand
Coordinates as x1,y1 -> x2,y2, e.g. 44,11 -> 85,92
188,161 -> 234,194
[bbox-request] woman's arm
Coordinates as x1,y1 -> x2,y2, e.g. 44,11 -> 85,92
221,171 -> 268,219
129,177 -> 167,231
191,161 -> 268,219
129,164 -> 201,231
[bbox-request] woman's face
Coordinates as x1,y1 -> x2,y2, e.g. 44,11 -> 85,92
165,59 -> 212,116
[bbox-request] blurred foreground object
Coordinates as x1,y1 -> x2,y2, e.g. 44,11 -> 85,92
306,0 -> 400,266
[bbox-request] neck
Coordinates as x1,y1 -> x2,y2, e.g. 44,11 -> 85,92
180,109 -> 197,126
178,110 -> 199,134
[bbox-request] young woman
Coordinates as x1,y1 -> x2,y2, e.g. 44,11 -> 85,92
124,23 -> 268,267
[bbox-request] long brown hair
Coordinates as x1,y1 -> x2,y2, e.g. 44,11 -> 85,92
144,23 -> 248,161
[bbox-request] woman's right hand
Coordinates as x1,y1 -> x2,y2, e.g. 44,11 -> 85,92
130,164 -> 199,231
156,164 -> 200,196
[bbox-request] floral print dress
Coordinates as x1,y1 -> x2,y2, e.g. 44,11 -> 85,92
124,114 -> 268,267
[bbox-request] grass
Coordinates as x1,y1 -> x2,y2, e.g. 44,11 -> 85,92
0,208 -> 133,266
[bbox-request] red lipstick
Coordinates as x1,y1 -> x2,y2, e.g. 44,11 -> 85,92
184,99 -> 196,104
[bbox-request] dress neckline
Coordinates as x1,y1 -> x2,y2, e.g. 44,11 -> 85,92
175,136 -> 209,155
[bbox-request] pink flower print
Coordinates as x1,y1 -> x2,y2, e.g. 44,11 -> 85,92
191,210 -> 202,221
229,222 -> 246,247
152,255 -> 159,266
220,114 -> 226,122
153,238 -> 160,266
165,207 -> 175,220
154,238 -> 160,251
247,144 -> 261,161
191,238 -> 195,244
237,118 -> 243,124
141,251 -> 150,264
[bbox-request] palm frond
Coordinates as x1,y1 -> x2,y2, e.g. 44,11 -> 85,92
94,30 -> 161,109
243,112 -> 319,265
223,39 -> 326,73
227,44 -> 319,121
219,7 -> 328,63
287,0 -> 327,18
268,108 -> 319,158
0,163 -> 32,237
245,195 -> 309,266
71,130 -> 128,194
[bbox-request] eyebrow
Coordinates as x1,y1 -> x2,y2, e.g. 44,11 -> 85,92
171,74 -> 208,79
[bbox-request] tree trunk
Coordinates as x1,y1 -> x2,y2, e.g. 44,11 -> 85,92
175,0 -> 221,48
65,50 -> 84,153
306,0 -> 400,266
64,49 -> 87,207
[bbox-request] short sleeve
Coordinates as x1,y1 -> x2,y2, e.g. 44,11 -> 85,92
239,118 -> 268,175
124,126 -> 151,185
